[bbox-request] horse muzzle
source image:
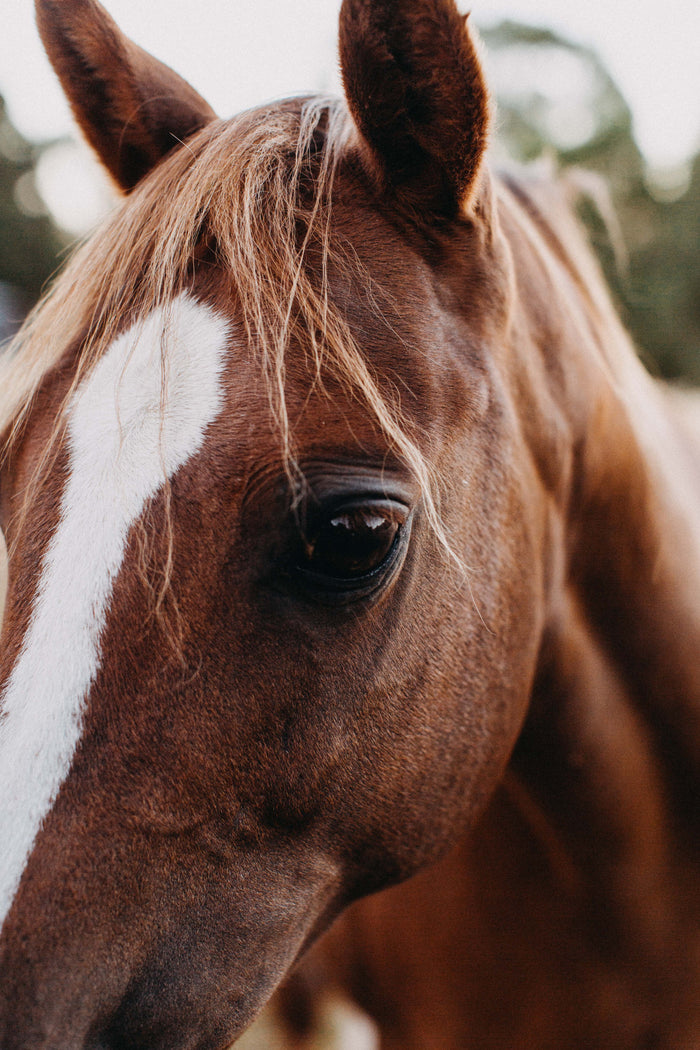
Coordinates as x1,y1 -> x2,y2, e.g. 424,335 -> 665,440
0,826 -> 341,1050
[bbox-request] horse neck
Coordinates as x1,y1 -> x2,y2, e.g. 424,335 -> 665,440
500,184 -> 700,973
552,320 -> 700,809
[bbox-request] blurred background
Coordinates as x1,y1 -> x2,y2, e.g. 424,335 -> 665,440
1,0 -> 698,379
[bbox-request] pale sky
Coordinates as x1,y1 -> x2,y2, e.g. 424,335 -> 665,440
2,0 -> 699,232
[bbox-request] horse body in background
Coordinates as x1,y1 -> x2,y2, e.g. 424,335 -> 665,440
0,1 -> 698,1048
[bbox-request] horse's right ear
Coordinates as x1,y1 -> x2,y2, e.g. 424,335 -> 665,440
339,0 -> 490,219
35,0 -> 216,192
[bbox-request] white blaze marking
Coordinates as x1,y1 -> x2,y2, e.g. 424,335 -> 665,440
0,294 -> 230,929
0,528 -> 7,633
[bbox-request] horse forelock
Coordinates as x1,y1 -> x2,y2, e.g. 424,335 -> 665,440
0,95 -> 452,578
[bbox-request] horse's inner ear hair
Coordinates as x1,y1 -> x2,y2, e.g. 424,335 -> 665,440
338,0 -> 491,218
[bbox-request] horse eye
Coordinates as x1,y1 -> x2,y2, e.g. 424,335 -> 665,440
304,501 -> 406,582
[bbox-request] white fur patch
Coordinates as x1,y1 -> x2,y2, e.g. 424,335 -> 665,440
330,999 -> 381,1050
0,528 -> 7,635
0,294 -> 230,930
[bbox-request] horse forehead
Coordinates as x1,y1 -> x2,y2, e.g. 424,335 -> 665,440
328,199 -> 492,387
0,293 -> 233,933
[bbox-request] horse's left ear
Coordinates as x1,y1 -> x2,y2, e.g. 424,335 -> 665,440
339,0 -> 490,218
35,0 -> 216,192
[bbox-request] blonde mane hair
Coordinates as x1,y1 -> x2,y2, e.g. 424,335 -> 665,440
0,96 -> 449,562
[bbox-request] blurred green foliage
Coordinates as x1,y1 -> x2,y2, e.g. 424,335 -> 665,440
480,21 -> 700,382
0,96 -> 65,335
0,27 -> 698,378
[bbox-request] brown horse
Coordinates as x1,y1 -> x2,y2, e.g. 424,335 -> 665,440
0,1 -> 699,1048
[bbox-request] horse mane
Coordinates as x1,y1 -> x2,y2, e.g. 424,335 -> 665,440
496,169 -> 657,411
0,96 -> 448,558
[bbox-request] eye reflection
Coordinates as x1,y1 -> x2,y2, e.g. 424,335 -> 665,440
306,502 -> 405,580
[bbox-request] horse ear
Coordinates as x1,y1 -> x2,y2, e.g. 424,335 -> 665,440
339,0 -> 490,218
35,0 -> 216,192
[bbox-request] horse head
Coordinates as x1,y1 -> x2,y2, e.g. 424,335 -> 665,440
0,1 -> 556,1046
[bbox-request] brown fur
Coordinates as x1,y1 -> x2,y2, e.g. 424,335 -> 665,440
0,2 -> 699,1049
339,0 -> 491,214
